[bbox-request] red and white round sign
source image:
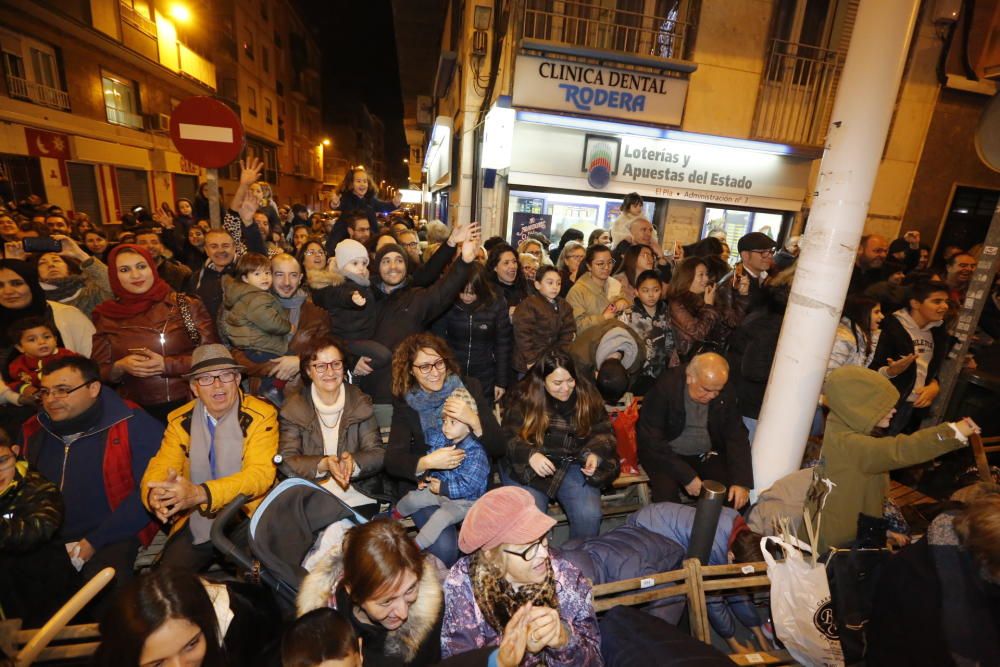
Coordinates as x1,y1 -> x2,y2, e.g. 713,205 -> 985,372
169,96 -> 245,168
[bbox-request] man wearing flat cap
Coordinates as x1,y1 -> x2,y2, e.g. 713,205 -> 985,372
142,344 -> 278,571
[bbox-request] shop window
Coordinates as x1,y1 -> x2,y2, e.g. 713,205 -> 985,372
102,72 -> 142,129
703,207 -> 785,260
0,153 -> 44,203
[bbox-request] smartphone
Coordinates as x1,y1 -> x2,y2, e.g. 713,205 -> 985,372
22,237 -> 62,254
127,347 -> 150,357
732,263 -> 744,288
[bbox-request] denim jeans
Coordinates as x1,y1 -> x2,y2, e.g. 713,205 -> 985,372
502,464 -> 602,540
410,505 -> 459,567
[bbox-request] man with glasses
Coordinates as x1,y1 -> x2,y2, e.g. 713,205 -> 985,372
142,344 -> 277,571
20,355 -> 163,592
735,232 -> 776,306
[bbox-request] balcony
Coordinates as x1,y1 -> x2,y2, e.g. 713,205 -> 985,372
119,1 -> 157,37
5,74 -> 70,110
750,39 -> 844,147
522,0 -> 695,61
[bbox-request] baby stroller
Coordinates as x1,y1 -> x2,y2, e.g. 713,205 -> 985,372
210,457 -> 367,609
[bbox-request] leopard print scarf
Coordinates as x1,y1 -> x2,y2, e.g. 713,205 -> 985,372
469,551 -> 560,645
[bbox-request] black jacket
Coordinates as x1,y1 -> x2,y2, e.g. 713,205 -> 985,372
868,311 -> 950,402
385,376 -> 504,498
434,296 -> 512,395
338,191 -> 396,227
725,309 -> 782,420
488,274 -> 528,309
364,258 -> 475,402
637,364 -> 753,489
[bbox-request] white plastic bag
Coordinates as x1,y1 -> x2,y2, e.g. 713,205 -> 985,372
762,535 -> 844,667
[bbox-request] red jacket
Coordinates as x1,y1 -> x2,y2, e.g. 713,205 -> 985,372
7,348 -> 77,395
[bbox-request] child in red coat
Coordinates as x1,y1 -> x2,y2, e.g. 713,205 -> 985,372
7,317 -> 77,403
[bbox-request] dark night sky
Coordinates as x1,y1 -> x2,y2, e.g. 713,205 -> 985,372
300,0 -> 409,185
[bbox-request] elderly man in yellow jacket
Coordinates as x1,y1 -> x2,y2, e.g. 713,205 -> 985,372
142,344 -> 277,571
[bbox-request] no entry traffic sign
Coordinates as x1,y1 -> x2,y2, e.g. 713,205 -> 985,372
169,96 -> 245,168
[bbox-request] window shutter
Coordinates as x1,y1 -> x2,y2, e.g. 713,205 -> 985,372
115,167 -> 150,212
67,162 -> 103,226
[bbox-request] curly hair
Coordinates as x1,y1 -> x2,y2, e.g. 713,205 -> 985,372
391,332 -> 461,398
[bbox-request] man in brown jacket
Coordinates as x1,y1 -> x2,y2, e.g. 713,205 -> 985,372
231,253 -> 331,389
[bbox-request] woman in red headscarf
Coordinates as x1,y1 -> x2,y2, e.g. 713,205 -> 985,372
92,244 -> 219,422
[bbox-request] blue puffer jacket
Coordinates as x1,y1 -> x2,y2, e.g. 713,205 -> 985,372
555,524 -> 687,624
627,502 -> 762,639
556,524 -> 684,585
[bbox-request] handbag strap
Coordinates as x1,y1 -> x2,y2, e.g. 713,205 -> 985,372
175,293 -> 202,346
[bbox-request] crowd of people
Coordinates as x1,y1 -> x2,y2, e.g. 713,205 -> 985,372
1,169 -> 998,667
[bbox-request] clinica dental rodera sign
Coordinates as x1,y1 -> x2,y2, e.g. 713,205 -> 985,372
512,55 -> 688,126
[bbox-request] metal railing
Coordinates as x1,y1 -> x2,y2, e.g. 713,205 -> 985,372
522,0 -> 695,60
105,106 -> 144,129
751,38 -> 844,146
119,1 -> 157,37
5,74 -> 70,110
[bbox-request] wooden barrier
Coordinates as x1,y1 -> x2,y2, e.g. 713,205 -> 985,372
592,558 -> 799,666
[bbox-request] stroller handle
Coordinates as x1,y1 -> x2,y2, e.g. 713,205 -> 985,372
209,493 -> 254,571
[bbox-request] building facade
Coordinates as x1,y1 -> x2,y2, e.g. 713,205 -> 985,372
397,0 -> 999,257
0,0 -> 324,230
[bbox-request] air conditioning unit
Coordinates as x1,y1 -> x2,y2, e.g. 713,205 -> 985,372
145,113 -> 170,132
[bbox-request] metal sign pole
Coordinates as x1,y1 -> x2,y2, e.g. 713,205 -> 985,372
207,167 -> 221,229
928,201 -> 1000,423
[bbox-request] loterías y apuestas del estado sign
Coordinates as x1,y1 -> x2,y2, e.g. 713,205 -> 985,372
512,54 -> 688,126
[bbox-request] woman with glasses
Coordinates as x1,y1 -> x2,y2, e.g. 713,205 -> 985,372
385,333 -> 504,566
92,245 -> 218,423
441,486 -> 603,665
500,349 -> 618,540
297,239 -> 328,275
565,243 -> 627,334
555,240 -> 586,297
279,337 -> 384,517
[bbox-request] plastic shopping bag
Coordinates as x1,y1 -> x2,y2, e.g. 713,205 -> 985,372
611,397 -> 640,475
762,535 -> 844,667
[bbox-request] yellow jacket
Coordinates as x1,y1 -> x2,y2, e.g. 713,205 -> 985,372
141,393 -> 278,535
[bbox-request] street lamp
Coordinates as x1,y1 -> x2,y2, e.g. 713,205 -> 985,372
322,138 -> 331,146
403,158 -> 409,163
169,2 -> 191,23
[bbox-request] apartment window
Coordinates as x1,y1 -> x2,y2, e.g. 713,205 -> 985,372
102,73 -> 142,129
119,0 -> 157,37
242,28 -> 254,60
262,47 -> 269,73
247,86 -> 257,116
1,32 -> 70,110
264,98 -> 273,124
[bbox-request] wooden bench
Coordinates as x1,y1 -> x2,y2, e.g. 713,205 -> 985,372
592,558 -> 799,666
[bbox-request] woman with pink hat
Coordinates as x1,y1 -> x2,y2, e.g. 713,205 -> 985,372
441,486 -> 603,666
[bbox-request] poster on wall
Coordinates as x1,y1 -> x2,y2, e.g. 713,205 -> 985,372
511,212 -> 552,244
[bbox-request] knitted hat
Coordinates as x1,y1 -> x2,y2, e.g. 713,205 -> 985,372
448,386 -> 479,418
458,487 -> 555,553
374,242 -> 406,267
335,239 -> 369,270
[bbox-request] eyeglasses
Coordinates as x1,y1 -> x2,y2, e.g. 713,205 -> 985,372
591,260 -> 614,269
750,249 -> 775,257
305,249 -> 326,256
402,241 -> 420,250
412,359 -> 446,376
193,371 -> 239,386
311,360 -> 343,374
504,538 -> 548,561
38,380 -> 94,400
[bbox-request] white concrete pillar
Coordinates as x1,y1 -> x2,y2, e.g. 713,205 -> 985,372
751,0 -> 921,493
